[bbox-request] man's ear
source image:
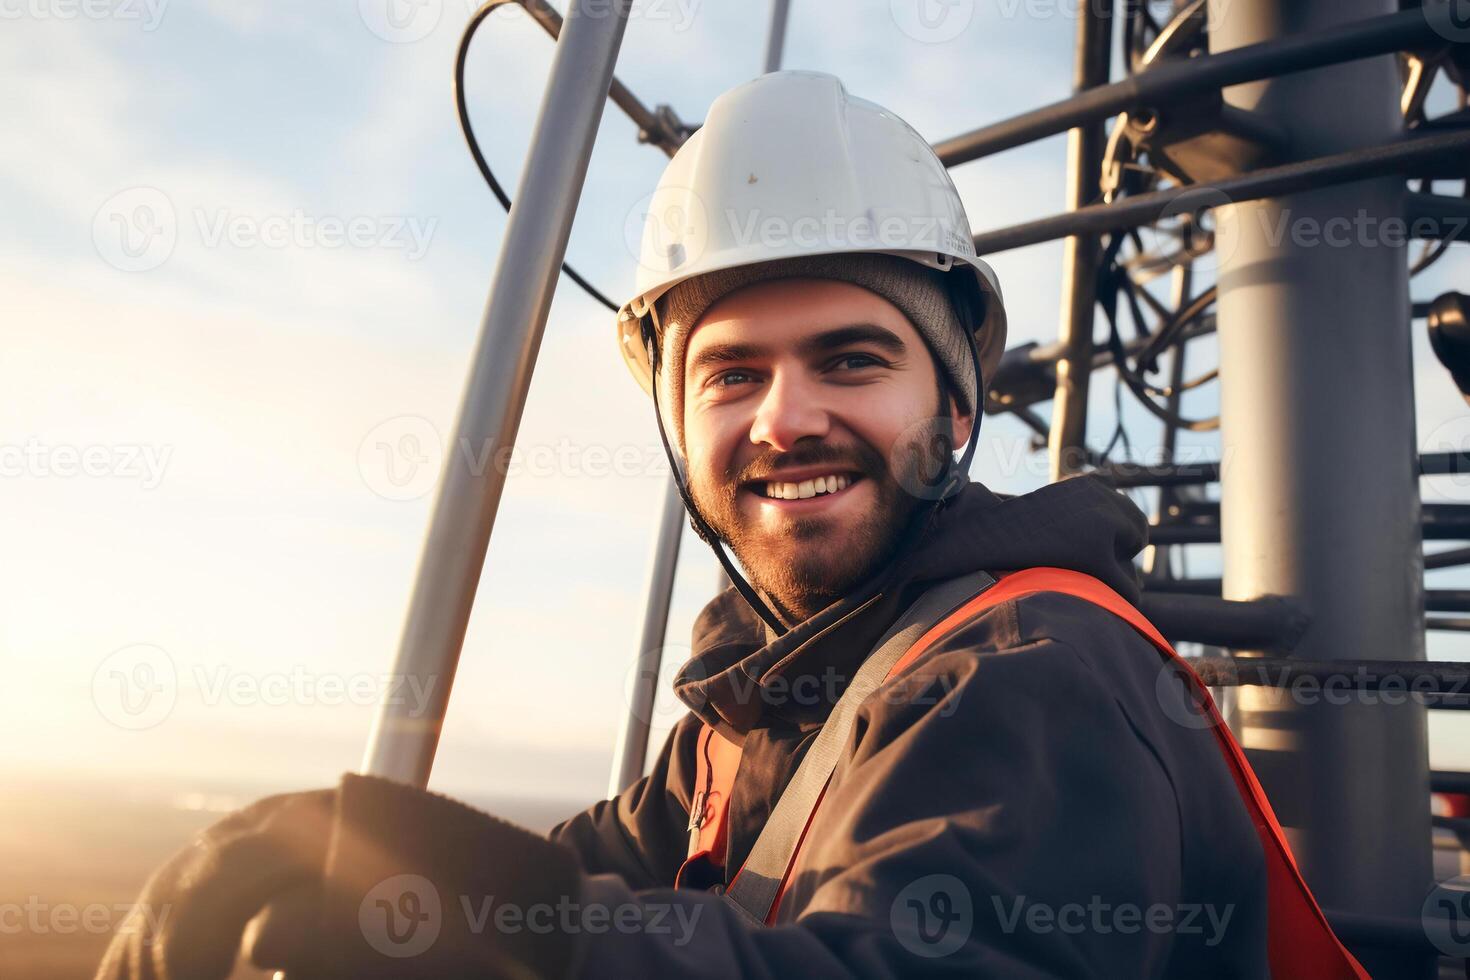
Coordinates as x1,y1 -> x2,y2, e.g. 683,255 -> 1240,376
950,398 -> 975,451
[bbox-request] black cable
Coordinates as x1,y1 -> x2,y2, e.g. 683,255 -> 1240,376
1098,235 -> 1220,432
1411,234 -> 1455,277
1132,283 -> 1217,373
455,0 -> 620,312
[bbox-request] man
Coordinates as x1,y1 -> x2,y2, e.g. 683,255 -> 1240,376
99,72 -> 1360,979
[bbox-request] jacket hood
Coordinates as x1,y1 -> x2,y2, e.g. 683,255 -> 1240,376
673,474 -> 1148,735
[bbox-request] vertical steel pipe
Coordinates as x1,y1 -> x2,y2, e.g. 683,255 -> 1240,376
1142,264 -> 1192,580
1047,0 -> 1114,481
361,0 -> 634,788
763,0 -> 792,74
609,479 -> 685,796
1208,1 -> 1431,975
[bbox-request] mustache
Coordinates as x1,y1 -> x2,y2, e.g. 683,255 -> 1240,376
732,442 -> 887,486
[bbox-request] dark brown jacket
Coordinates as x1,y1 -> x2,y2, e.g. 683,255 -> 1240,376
550,477 -> 1269,978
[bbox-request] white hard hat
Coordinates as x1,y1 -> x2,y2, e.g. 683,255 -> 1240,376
616,70 -> 1007,398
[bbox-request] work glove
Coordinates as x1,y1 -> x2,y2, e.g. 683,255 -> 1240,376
95,774 -> 584,980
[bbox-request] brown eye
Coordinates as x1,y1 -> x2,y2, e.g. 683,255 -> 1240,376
713,369 -> 755,388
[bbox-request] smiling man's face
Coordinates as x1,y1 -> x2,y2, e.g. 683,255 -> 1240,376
680,277 -> 973,623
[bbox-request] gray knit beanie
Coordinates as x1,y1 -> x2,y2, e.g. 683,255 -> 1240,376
653,253 -> 977,455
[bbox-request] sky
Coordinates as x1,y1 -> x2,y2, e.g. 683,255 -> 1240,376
2,0 -> 1467,812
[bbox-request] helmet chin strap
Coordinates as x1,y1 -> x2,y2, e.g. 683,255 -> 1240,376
644,319 -> 791,637
640,285 -> 985,641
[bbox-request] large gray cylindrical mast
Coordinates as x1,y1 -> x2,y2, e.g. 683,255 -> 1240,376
1208,1 -> 1431,975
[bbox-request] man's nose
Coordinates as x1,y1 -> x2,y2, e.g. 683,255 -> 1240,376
748,371 -> 830,451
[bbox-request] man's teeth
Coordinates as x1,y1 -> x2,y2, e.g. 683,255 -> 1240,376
763,474 -> 852,500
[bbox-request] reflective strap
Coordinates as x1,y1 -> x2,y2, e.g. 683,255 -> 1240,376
896,567 -> 1368,980
720,570 -> 997,925
711,565 -> 1366,979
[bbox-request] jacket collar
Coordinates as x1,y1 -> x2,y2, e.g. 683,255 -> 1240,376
673,476 -> 1147,736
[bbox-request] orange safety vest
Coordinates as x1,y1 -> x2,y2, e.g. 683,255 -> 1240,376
678,567 -> 1369,979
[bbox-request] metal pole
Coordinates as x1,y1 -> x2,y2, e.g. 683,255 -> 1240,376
361,0 -> 633,788
608,478 -> 685,796
763,0 -> 792,74
970,128 -> 1470,255
1208,1 -> 1432,976
1142,264 -> 1192,579
1048,0 -> 1113,481
931,4 -> 1447,166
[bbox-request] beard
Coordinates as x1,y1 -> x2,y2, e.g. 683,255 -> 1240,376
687,423 -> 953,623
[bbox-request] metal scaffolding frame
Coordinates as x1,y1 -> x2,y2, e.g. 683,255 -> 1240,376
359,0 -> 1470,970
